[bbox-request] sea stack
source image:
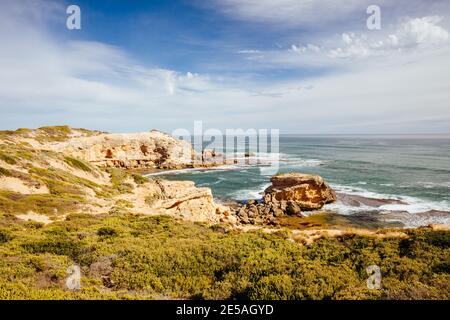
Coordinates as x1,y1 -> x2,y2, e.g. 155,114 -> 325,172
264,172 -> 336,210
236,172 -> 336,225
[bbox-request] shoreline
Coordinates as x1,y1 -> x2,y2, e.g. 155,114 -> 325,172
139,165 -> 450,229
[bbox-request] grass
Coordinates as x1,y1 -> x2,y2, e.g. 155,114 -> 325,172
0,190 -> 83,216
132,174 -> 149,185
64,157 -> 93,173
108,168 -> 134,194
36,126 -> 72,142
0,213 -> 448,300
0,152 -> 17,165
0,167 -> 12,177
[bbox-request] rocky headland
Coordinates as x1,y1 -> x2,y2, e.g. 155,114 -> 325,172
1,126 -> 449,300
0,126 -> 234,225
1,125 -> 447,233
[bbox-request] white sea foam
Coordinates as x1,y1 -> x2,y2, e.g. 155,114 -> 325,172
283,158 -> 326,167
144,165 -> 240,177
381,211 -> 450,228
416,181 -> 450,189
197,178 -> 226,187
379,183 -> 394,187
324,202 -> 376,215
327,183 -> 450,226
230,183 -> 271,201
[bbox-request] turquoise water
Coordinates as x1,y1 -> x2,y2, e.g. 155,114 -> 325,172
148,136 -> 450,227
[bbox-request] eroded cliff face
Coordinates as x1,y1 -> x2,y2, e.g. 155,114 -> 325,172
47,130 -> 196,170
115,179 -> 235,224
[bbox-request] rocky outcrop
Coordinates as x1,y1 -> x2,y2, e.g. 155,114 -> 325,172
236,173 -> 336,225
236,199 -> 303,226
134,180 -> 230,223
47,130 -> 196,170
264,173 -> 336,210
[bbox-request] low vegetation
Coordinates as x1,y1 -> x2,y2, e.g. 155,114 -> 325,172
132,173 -> 149,185
64,157 -> 94,173
0,212 -> 448,300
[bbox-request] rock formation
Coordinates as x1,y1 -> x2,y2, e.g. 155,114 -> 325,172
264,173 -> 336,210
118,179 -> 236,224
236,172 -> 336,225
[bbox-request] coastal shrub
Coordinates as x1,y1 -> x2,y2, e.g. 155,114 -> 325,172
0,152 -> 17,165
97,226 -> 119,238
37,126 -> 72,142
132,174 -> 149,185
0,213 -> 448,300
0,191 -> 81,216
115,199 -> 134,208
0,229 -> 12,243
0,167 -> 12,177
64,156 -> 93,173
21,237 -> 82,258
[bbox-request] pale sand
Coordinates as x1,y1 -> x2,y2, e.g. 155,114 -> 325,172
16,212 -> 53,225
0,177 -> 49,194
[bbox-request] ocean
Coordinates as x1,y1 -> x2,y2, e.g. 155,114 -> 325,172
146,135 -> 450,228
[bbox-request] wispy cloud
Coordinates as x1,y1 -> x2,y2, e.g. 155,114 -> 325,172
207,0 -> 450,29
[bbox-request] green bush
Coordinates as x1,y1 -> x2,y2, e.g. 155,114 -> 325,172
132,174 -> 149,185
0,213 -> 448,300
0,229 -> 12,244
97,226 -> 119,238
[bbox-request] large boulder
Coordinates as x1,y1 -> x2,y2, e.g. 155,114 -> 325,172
264,173 -> 336,210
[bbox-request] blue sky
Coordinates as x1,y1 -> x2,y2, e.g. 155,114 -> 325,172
62,0 -> 327,79
1,0 -> 450,134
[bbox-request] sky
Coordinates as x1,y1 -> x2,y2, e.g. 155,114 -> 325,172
0,0 -> 450,134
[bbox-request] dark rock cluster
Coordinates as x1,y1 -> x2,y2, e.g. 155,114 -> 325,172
236,198 -> 302,226
236,172 -> 336,226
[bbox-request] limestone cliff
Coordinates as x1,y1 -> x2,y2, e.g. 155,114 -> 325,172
0,126 -> 232,225
47,130 -> 196,170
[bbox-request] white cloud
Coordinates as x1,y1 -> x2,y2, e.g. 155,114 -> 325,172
328,16 -> 450,59
399,16 -> 449,46
290,44 -> 321,53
